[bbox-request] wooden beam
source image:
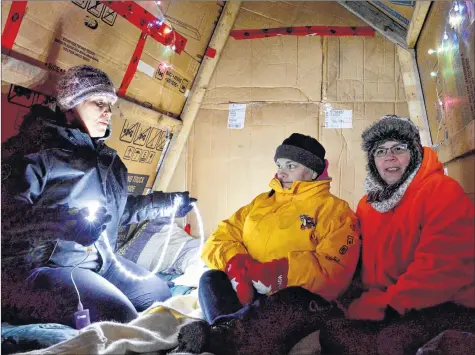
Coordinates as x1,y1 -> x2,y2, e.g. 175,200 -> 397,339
153,1 -> 242,192
338,1 -> 407,48
396,46 -> 432,147
406,2 -> 432,48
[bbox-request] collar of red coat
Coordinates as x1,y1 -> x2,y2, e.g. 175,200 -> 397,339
362,147 -> 444,206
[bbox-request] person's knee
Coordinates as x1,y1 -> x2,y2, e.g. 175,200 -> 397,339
125,276 -> 172,312
199,269 -> 227,286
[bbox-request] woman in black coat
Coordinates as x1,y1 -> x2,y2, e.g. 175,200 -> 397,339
1,65 -> 195,327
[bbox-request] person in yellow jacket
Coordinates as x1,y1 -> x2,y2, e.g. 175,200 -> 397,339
175,133 -> 360,355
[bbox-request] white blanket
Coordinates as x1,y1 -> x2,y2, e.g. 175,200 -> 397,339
17,294 -> 211,355
18,292 -> 321,355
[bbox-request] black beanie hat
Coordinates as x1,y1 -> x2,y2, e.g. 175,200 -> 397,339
274,133 -> 326,175
361,115 -> 424,202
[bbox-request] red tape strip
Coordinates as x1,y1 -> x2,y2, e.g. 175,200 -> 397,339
118,32 -> 148,97
230,26 -> 375,40
205,47 -> 217,58
101,1 -> 187,54
1,1 -> 28,51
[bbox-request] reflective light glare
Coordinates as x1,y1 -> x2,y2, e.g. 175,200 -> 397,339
428,49 -> 435,54
86,201 -> 100,222
449,14 -> 462,27
430,72 -> 437,77
101,201 -> 205,281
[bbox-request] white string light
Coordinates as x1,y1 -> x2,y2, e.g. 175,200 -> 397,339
88,198 -> 205,281
426,0 -> 469,147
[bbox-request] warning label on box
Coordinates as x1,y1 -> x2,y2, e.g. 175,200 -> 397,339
325,109 -> 353,129
155,68 -> 191,94
55,37 -> 99,63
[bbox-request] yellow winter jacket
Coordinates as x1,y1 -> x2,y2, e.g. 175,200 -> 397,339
202,178 -> 361,301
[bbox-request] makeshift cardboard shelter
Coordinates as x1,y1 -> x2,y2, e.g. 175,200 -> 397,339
1,0 -> 474,237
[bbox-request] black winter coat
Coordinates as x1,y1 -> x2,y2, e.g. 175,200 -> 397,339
1,105 -> 169,273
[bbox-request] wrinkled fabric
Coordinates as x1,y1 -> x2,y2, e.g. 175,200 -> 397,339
356,147 -> 475,314
202,177 -> 360,301
1,323 -> 78,355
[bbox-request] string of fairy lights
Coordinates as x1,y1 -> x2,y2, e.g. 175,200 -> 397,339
89,197 -> 205,281
426,1 -> 471,144
149,0 -> 175,74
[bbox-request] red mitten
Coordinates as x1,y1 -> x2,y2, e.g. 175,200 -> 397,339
347,290 -> 389,321
246,258 -> 289,295
225,254 -> 255,305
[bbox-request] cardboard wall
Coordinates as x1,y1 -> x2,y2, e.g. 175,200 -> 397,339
1,1 -> 222,117
186,1 -> 410,237
444,153 -> 475,204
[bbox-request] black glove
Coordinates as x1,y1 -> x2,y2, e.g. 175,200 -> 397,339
63,206 -> 112,246
152,191 -> 197,218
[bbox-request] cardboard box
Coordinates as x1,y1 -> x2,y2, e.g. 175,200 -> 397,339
137,0 -> 224,62
1,1 -> 221,116
417,1 -> 475,162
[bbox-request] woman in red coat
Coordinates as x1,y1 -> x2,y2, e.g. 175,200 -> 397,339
320,115 -> 475,355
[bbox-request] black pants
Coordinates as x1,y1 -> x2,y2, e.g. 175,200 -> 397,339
198,269 -> 264,323
320,303 -> 475,355
197,269 -> 340,354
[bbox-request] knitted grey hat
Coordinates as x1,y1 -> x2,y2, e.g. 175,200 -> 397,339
56,65 -> 118,111
274,133 -> 326,175
361,115 -> 423,202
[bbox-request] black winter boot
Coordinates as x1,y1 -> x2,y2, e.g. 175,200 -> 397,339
175,287 -> 339,355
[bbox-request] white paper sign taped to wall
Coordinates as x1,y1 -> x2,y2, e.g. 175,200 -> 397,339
325,109 -> 353,129
228,104 -> 247,129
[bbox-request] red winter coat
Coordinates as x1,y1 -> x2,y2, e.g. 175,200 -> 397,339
356,147 -> 475,315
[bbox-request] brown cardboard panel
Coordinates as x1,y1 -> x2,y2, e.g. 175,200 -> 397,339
240,1 -> 300,26
444,153 -> 475,202
324,34 -> 401,103
233,7 -> 284,30
417,1 -> 475,151
296,1 -> 367,27
204,35 -> 323,106
1,1 -> 218,116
